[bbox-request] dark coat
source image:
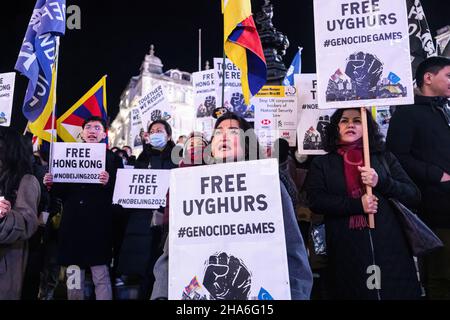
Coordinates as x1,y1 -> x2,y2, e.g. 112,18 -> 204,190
53,150 -> 123,268
0,175 -> 40,299
305,151 -> 422,300
387,96 -> 450,228
118,143 -> 177,277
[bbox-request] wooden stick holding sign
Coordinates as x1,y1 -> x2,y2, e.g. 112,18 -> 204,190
361,107 -> 375,229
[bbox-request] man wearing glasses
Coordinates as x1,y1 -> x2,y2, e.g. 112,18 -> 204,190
44,116 -> 123,300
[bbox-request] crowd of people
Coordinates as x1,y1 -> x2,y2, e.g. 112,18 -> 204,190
0,56 -> 449,300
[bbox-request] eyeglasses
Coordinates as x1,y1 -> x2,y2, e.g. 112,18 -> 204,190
84,125 -> 103,132
213,128 -> 240,136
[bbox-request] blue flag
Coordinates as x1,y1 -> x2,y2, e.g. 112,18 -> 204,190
282,47 -> 302,86
15,0 -> 66,122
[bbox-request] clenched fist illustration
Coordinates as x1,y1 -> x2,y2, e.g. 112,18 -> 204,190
230,93 -> 246,114
345,52 -> 383,99
204,96 -> 216,109
203,252 -> 251,300
151,109 -> 162,121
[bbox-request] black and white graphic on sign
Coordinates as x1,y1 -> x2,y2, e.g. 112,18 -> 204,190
326,52 -> 407,102
202,252 -> 252,300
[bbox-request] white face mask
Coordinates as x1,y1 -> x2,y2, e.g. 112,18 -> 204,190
150,132 -> 168,149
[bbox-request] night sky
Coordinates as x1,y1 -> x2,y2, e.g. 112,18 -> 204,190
1,0 -> 449,133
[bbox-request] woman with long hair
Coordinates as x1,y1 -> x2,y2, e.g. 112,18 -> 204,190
305,108 -> 422,299
0,127 -> 40,299
151,112 -> 313,300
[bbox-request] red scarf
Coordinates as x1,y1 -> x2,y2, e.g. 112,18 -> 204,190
337,138 -> 368,230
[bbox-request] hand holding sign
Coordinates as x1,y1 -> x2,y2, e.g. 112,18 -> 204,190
43,173 -> 53,190
0,197 -> 11,219
99,171 -> 109,185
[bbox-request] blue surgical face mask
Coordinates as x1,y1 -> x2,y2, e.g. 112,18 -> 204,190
150,132 -> 168,149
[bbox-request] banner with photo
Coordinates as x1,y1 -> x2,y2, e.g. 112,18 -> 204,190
137,85 -> 172,131
296,74 -> 336,155
0,72 -> 16,127
254,86 -> 298,148
372,106 -> 392,138
168,159 -> 291,300
129,107 -> 144,149
314,0 -> 414,109
214,58 -> 254,121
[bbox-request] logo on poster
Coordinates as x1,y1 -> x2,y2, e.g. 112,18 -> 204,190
261,119 -> 271,126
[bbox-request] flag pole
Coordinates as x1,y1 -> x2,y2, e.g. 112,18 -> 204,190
49,36 -> 61,174
198,28 -> 202,71
361,106 -> 375,229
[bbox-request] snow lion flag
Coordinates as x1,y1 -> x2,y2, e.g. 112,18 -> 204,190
57,76 -> 107,142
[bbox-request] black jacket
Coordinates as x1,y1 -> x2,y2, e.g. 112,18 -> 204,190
118,143 -> 177,277
305,151 -> 421,299
387,95 -> 450,227
52,149 -> 123,267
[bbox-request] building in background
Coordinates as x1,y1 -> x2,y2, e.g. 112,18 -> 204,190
108,45 -> 195,153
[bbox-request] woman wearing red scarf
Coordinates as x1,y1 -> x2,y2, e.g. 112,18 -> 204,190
305,108 -> 422,300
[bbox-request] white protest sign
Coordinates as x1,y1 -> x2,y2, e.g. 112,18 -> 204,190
193,70 -> 216,140
52,142 -> 106,184
169,159 -> 291,300
193,70 -> 216,118
0,72 -> 16,127
254,86 -> 298,148
129,107 -> 144,149
314,0 -> 414,109
296,74 -> 336,155
372,105 -> 392,138
138,85 -> 172,131
113,169 -> 170,209
214,58 -> 254,121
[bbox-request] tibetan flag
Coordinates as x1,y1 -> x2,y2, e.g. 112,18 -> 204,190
222,0 -> 266,106
15,0 -> 66,122
57,76 -> 108,142
282,47 -> 302,86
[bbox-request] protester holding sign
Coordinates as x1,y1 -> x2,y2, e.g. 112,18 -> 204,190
0,127 -> 40,299
118,119 -> 177,299
43,116 -> 123,300
151,113 -> 313,300
305,108 -> 422,299
150,131 -> 209,299
387,56 -> 450,299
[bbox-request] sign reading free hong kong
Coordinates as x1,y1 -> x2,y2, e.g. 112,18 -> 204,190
168,159 -> 290,300
52,142 -> 105,184
313,0 -> 414,109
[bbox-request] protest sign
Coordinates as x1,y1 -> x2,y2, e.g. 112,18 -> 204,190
52,142 -> 106,184
129,107 -> 144,149
0,72 -> 16,127
314,0 -> 414,109
254,86 -> 298,148
168,159 -> 291,300
296,74 -> 336,155
193,70 -> 216,139
113,169 -> 170,209
138,85 -> 172,130
372,105 -> 392,138
214,58 -> 254,121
